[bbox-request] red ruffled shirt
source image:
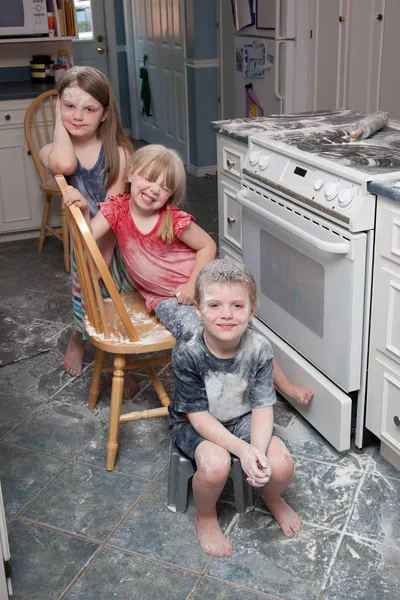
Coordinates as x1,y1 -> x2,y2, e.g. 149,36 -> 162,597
100,194 -> 196,311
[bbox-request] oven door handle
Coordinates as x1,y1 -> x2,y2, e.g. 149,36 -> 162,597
236,190 -> 350,255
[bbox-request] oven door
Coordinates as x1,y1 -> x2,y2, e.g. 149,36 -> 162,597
237,184 -> 367,392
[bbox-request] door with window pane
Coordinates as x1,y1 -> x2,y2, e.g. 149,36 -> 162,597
72,0 -> 108,75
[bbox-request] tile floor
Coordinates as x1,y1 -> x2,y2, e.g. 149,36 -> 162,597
1,174 -> 400,600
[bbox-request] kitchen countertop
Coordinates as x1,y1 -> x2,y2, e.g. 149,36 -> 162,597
211,113 -> 400,203
0,80 -> 56,101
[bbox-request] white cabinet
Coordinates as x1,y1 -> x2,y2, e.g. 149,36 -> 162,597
0,98 -> 61,240
309,0 -> 396,116
217,134 -> 246,262
367,196 -> 400,470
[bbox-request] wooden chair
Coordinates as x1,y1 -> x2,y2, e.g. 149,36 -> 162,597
24,90 -> 70,272
54,174 -> 175,471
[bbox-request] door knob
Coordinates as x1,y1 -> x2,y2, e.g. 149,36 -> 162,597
226,159 -> 236,168
97,35 -> 104,42
376,13 -> 383,21
339,15 -> 346,23
227,216 -> 236,225
97,47 -> 105,54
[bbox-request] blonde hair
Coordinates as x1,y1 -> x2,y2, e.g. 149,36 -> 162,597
57,66 -> 133,189
194,259 -> 257,307
127,145 -> 186,243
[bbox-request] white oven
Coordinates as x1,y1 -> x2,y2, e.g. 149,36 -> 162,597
237,135 -> 378,452
237,184 -> 367,393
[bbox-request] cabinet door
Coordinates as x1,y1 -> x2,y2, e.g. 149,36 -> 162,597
0,129 -> 36,233
379,0 -> 400,119
309,0 -> 384,112
0,128 -> 61,234
218,176 -> 242,253
309,0 -> 349,110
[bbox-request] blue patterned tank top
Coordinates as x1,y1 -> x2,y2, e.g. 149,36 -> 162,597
69,146 -> 108,218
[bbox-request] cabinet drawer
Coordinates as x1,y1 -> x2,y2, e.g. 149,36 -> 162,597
217,135 -> 246,182
218,178 -> 242,250
219,241 -> 243,264
0,105 -> 53,129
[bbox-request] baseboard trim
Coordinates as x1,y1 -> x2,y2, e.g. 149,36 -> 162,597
187,164 -> 217,178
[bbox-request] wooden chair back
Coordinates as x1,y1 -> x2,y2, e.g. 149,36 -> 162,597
24,89 -> 58,186
54,174 -> 140,343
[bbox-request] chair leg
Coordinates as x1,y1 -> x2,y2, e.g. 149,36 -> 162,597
88,348 -> 106,410
39,194 -> 52,252
167,442 -> 195,513
230,457 -> 255,513
106,355 -> 125,471
61,201 -> 70,272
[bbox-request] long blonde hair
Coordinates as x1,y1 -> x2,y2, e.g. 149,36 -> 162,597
127,145 -> 186,243
57,66 -> 133,189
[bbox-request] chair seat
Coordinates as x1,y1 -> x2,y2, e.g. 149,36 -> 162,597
84,291 -> 175,354
40,180 -> 62,195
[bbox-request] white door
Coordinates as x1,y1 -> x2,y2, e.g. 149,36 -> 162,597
0,483 -> 12,598
131,0 -> 187,159
72,0 -> 109,75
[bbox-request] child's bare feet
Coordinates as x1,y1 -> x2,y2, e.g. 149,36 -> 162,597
64,330 -> 86,376
263,495 -> 302,537
123,372 -> 138,398
195,513 -> 232,557
281,383 -> 314,405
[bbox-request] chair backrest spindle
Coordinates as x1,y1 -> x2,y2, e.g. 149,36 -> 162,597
54,174 -> 139,343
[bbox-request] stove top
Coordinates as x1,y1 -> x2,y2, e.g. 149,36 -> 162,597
267,125 -> 400,175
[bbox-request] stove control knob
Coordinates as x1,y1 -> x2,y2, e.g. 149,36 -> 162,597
324,181 -> 340,201
248,150 -> 260,166
338,187 -> 355,207
313,178 -> 324,191
258,152 -> 271,170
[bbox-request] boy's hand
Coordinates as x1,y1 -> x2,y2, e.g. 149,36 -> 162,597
63,185 -> 89,212
175,280 -> 195,305
239,444 -> 271,488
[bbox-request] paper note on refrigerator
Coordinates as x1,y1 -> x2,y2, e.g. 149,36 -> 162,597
244,42 -> 265,78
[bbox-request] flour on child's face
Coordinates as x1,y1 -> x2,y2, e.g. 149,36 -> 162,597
128,169 -> 172,218
197,283 -> 253,350
61,85 -> 107,138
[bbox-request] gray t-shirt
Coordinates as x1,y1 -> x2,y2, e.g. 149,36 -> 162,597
169,326 -> 276,427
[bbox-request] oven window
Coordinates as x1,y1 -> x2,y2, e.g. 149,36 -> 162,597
260,229 -> 324,337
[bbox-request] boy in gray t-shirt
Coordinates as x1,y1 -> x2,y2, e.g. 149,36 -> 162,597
169,259 -> 302,558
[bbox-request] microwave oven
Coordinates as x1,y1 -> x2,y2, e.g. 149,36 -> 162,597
0,0 -> 48,37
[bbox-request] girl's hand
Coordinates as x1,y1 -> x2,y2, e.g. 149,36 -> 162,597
63,185 -> 89,212
175,281 -> 195,305
239,444 -> 271,488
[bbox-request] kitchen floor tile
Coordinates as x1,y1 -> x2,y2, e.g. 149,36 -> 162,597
7,519 -> 98,600
63,546 -> 200,600
20,462 -> 149,541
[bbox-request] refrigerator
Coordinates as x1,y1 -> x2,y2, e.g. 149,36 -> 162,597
228,0 -> 311,117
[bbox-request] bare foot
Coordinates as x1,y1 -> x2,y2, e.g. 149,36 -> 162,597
263,495 -> 302,537
64,330 -> 86,376
285,383 -> 314,406
195,513 -> 232,557
123,372 -> 138,398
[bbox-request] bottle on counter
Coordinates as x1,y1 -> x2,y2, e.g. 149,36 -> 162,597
53,64 -> 67,83
30,55 -> 54,83
57,49 -> 71,70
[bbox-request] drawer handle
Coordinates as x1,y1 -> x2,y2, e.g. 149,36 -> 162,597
227,216 -> 236,225
5,114 -> 11,121
226,159 -> 236,168
394,416 -> 400,427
